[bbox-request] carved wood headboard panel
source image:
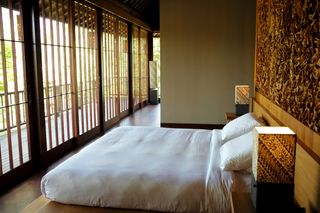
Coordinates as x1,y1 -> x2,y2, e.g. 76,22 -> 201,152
255,0 -> 319,134
253,93 -> 320,213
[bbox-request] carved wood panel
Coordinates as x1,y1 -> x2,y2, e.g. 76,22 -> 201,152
255,0 -> 320,133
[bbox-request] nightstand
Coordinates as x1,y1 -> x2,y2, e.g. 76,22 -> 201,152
230,192 -> 305,213
225,112 -> 238,122
230,192 -> 255,213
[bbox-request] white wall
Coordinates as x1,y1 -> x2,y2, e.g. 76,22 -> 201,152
160,0 -> 256,124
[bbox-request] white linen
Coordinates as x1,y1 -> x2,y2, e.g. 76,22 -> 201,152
220,131 -> 253,172
221,113 -> 261,142
41,126 -> 231,213
222,171 -> 251,192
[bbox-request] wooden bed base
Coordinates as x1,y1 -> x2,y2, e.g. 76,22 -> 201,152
21,195 -> 161,213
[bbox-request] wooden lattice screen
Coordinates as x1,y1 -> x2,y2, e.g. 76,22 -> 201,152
140,29 -> 148,102
118,20 -> 129,114
131,25 -> 140,107
39,0 -> 74,151
0,0 -> 30,174
102,13 -> 118,122
102,13 -> 129,123
74,1 -> 99,135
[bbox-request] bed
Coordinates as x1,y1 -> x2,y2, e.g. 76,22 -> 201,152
41,113 -> 261,213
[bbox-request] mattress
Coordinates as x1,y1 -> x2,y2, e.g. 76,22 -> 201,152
41,127 -> 232,212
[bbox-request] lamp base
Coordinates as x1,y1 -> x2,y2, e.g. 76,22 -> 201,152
251,175 -> 295,212
235,104 -> 249,116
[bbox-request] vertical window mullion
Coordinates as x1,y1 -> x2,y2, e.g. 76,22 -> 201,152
82,5 -> 88,132
138,29 -> 141,105
48,0 -> 59,147
93,9 -> 98,127
107,16 -> 112,120
61,0 -> 70,141
119,22 -> 122,113
55,0 -> 65,144
87,7 -> 92,130
0,1 -> 14,171
115,20 -> 120,116
19,0 -> 31,162
92,9 -> 97,127
103,14 -> 109,122
9,0 -> 23,165
77,3 -> 84,134
41,0 -> 52,150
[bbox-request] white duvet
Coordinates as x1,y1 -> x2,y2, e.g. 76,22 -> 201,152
41,126 -> 231,212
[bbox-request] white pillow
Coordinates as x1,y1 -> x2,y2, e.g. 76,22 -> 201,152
221,113 -> 260,142
220,131 -> 253,171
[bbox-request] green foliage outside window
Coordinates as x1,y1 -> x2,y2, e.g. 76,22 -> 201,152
0,42 -> 14,93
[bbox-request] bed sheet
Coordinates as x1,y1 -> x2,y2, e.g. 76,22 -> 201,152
41,127 -> 231,212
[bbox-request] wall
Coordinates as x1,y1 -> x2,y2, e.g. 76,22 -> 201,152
160,0 -> 256,125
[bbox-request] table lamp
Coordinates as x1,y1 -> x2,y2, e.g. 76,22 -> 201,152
251,126 -> 296,212
235,85 -> 250,115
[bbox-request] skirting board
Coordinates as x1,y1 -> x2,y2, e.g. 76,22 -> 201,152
161,123 -> 224,130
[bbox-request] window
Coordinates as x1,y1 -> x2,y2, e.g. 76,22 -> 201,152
0,0 -> 30,174
0,0 -> 151,187
118,20 -> 129,115
132,26 -> 149,108
102,13 -> 118,122
102,13 -> 129,123
131,25 -> 140,107
74,2 -> 99,135
140,29 -> 148,102
39,0 -> 73,150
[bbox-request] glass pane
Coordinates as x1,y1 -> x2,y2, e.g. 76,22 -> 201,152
75,2 -> 99,135
39,0 -> 74,151
0,0 -> 30,175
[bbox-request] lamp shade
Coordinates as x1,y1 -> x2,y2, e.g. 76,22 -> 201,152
252,127 -> 296,184
235,85 -> 250,104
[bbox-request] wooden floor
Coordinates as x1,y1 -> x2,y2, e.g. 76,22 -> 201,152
0,104 -> 160,213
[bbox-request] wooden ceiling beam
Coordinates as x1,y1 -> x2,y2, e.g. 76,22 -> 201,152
86,0 -> 151,30
138,0 -> 151,13
135,0 -> 148,12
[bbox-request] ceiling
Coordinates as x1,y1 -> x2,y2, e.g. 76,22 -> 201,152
114,0 -> 159,31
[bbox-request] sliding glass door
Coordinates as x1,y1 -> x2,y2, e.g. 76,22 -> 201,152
74,1 -> 100,137
118,20 -> 129,117
39,0 -> 74,151
102,12 -> 129,126
131,25 -> 140,110
0,0 -> 30,175
140,29 -> 148,104
0,0 -> 151,188
131,25 -> 149,111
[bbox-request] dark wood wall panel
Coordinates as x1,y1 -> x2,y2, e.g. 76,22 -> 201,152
255,0 -> 319,133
